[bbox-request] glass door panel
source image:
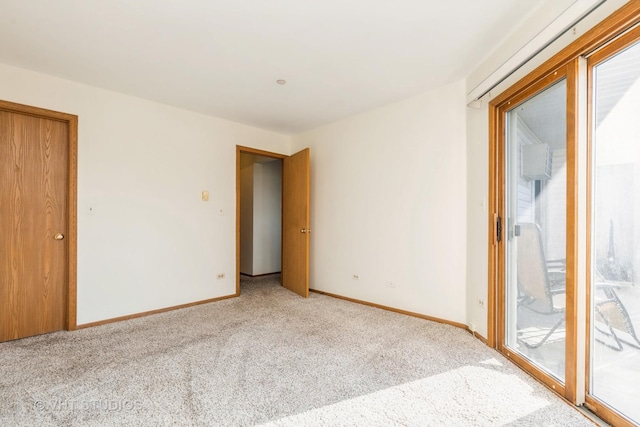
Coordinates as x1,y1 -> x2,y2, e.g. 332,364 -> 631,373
504,80 -> 567,382
590,39 -> 640,425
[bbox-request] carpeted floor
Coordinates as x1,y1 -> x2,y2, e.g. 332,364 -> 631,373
0,274 -> 594,426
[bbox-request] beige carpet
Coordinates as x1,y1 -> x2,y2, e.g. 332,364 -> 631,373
0,274 -> 593,426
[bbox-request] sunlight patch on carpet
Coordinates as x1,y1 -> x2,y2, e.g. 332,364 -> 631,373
259,365 -> 551,426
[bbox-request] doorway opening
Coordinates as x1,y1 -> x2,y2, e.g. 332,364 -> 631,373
235,145 -> 311,298
236,146 -> 286,295
239,151 -> 283,285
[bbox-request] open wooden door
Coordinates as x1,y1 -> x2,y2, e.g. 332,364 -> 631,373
282,148 -> 310,298
0,103 -> 76,341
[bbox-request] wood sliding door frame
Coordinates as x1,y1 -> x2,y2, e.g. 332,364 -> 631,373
235,145 -> 287,296
0,99 -> 78,331
583,23 -> 640,427
488,2 -> 640,424
492,65 -> 576,400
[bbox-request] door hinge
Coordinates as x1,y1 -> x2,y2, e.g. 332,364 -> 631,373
496,216 -> 502,243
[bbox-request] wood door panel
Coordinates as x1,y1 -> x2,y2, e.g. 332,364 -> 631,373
282,148 -> 310,298
1,111 -> 67,341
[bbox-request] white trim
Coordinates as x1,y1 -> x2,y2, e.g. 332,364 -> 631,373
466,0 -> 605,105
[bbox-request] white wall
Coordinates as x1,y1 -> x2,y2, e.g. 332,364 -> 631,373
465,103 -> 490,335
239,156 -> 282,276
292,81 -> 468,324
466,0 -> 578,98
3,0 -> 630,332
0,62 -> 290,325
252,160 -> 282,275
465,0 -> 629,337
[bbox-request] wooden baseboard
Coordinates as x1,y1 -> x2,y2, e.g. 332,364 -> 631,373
467,329 -> 488,344
309,289 -> 468,330
76,293 -> 238,329
76,288 -> 490,348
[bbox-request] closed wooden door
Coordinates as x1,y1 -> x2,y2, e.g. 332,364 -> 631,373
0,109 -> 68,341
282,148 -> 310,298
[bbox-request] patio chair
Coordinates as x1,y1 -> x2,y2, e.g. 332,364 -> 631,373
594,285 -> 640,351
516,222 -> 566,349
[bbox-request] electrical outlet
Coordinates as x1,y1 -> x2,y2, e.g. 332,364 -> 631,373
478,299 -> 485,308
352,274 -> 359,280
216,273 -> 225,280
469,322 -> 476,333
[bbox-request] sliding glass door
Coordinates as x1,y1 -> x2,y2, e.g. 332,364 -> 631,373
490,5 -> 640,425
501,74 -> 569,387
589,32 -> 640,426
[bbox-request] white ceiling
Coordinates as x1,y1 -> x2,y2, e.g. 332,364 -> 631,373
0,0 -> 546,135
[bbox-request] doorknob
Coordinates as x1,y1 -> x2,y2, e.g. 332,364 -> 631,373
300,228 -> 311,234
54,233 -> 65,240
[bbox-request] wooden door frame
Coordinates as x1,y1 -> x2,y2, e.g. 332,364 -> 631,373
0,99 -> 78,331
235,145 -> 287,295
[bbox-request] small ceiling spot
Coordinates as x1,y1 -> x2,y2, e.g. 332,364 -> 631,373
276,79 -> 287,85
